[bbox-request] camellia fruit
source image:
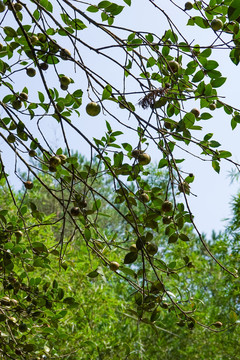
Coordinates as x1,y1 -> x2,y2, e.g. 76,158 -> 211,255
60,76 -> 71,87
60,48 -> 71,60
49,155 -> 61,167
12,100 -> 22,110
109,261 -> 120,271
168,60 -> 180,73
162,200 -> 173,212
58,154 -> 67,164
70,207 -> 80,217
162,216 -> 172,225
24,181 -> 33,190
209,103 -> 216,110
29,150 -> 37,157
213,321 -> 223,328
86,102 -> 101,116
7,134 -> 16,143
184,2 -> 193,10
14,3 -> 23,11
191,108 -> 200,118
139,192 -> 150,203
131,149 -> 141,158
138,153 -> 151,165
26,68 -> 36,77
129,244 -> 138,253
211,19 -> 223,31
39,62 -> 48,71
19,92 -> 28,101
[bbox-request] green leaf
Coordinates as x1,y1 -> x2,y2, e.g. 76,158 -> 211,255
193,16 -> 209,29
87,5 -> 99,12
218,150 -> 232,158
228,0 -> 240,21
179,233 -> 190,242
210,77 -> 226,88
102,84 -> 112,100
124,0 -> 131,5
124,252 -> 138,264
212,160 -> 220,173
192,70 -> 205,83
4,27 -> 17,37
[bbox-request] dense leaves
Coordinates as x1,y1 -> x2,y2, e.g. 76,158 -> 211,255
0,0 -> 240,358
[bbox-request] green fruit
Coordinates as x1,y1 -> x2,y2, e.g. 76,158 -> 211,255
209,103 -> 216,110
139,192 -> 150,203
146,243 -> 158,255
70,207 -> 80,217
213,321 -> 223,328
30,35 -> 38,44
162,216 -> 171,225
162,200 -> 173,213
14,3 -> 23,11
29,150 -> 37,157
0,1 -> 5,12
211,19 -> 223,31
109,261 -> 119,271
26,68 -> 36,77
58,154 -> 67,164
61,84 -> 68,91
49,156 -> 61,167
39,62 -> 48,70
19,92 -> 28,101
38,33 -> 47,43
86,102 -> 101,116
7,134 -> 16,143
191,108 -> 200,118
60,48 -> 71,60
60,76 -> 71,86
24,181 -> 33,190
12,100 -> 22,110
138,153 -> 151,165
129,244 -> 138,253
184,2 -> 193,10
131,149 -> 141,158
168,60 -> 180,73
15,230 -> 23,238
178,181 -> 190,194
0,43 -> 3,51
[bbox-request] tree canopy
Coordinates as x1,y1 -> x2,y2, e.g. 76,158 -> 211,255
0,0 -> 240,358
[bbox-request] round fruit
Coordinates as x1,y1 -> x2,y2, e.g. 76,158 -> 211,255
39,62 -> 48,71
28,149 -> 36,157
58,154 -> 67,164
30,35 -> 38,44
12,100 -> 22,110
213,321 -> 223,328
162,216 -> 171,225
49,155 -> 61,167
7,134 -> 16,143
178,181 -> 190,193
209,103 -> 216,110
0,1 -> 5,12
78,199 -> 87,208
86,102 -> 101,116
162,200 -> 173,213
129,244 -> 138,253
70,207 -> 80,217
26,68 -> 36,77
60,76 -> 71,86
139,192 -> 150,203
60,48 -> 71,60
211,19 -> 223,31
38,33 -> 47,43
15,230 -> 23,238
146,243 -> 158,256
24,181 -> 33,190
49,166 -> 57,172
184,2 -> 193,10
131,149 -> 141,158
191,108 -> 200,118
138,153 -> 151,165
0,43 -> 3,51
14,3 -> 23,11
19,92 -> 28,101
61,84 -> 68,91
168,60 -> 180,73
109,261 -> 120,271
